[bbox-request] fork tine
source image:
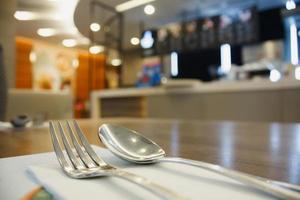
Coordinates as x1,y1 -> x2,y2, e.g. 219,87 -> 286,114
57,121 -> 85,169
72,120 -> 106,167
66,121 -> 96,168
49,121 -> 73,171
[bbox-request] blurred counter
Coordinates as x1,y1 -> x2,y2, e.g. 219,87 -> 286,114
91,79 -> 300,122
6,89 -> 73,120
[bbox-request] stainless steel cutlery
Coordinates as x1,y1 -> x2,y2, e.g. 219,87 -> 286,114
49,120 -> 186,200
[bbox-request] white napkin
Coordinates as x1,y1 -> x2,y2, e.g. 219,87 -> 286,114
27,146 -> 275,200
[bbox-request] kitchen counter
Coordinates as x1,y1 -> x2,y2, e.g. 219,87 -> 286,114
91,79 -> 300,122
92,79 -> 300,98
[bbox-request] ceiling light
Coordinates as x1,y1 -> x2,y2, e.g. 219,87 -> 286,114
144,4 -> 155,15
90,23 -> 101,32
62,39 -> 77,47
89,45 -> 104,54
37,28 -> 56,37
130,37 -> 140,45
14,11 -> 62,21
14,11 -> 38,20
286,0 -> 296,10
111,59 -> 122,66
116,0 -> 155,12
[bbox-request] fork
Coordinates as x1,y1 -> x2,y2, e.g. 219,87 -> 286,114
49,120 -> 187,200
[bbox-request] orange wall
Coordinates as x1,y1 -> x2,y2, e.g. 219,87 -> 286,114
90,54 -> 106,90
75,52 -> 106,118
76,52 -> 106,101
15,37 -> 33,88
15,36 -> 106,116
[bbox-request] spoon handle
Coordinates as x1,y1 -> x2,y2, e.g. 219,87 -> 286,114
161,157 -> 300,200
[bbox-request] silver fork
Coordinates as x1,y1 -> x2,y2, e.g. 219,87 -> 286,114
49,120 -> 187,200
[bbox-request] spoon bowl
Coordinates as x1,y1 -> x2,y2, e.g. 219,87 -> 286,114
99,123 -> 300,200
99,124 -> 165,163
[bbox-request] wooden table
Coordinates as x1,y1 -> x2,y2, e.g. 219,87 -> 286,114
1,118 -> 300,185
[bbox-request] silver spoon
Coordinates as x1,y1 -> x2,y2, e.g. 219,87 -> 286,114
99,124 -> 300,200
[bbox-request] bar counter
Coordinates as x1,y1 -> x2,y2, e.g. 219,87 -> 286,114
91,79 -> 300,122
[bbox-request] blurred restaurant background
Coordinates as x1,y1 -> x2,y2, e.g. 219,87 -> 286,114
0,0 -> 300,123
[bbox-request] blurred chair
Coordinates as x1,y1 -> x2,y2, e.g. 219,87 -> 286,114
6,89 -> 73,121
0,45 -> 7,121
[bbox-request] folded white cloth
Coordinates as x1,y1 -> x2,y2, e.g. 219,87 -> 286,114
26,146 -> 275,200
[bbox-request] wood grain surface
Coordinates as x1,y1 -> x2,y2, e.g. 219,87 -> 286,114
0,118 -> 299,185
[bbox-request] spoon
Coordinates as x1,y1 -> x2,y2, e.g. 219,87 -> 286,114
99,124 -> 300,200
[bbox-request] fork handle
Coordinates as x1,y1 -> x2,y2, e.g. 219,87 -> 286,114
162,158 -> 300,192
160,157 -> 300,200
108,168 -> 188,200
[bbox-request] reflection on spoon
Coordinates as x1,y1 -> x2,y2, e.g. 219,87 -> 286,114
99,124 -> 300,200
